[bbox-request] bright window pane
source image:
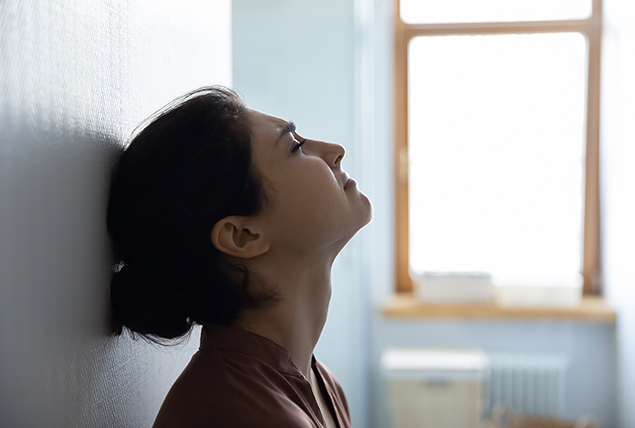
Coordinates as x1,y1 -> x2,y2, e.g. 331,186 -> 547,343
400,0 -> 592,24
408,33 -> 587,280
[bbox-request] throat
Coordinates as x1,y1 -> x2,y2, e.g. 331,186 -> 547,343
233,278 -> 332,379
234,256 -> 334,378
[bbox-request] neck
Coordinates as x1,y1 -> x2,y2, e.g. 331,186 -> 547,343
233,252 -> 334,378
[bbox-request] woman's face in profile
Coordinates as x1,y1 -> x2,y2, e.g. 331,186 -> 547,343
245,109 -> 372,253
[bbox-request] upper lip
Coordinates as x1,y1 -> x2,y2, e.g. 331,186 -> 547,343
342,172 -> 351,189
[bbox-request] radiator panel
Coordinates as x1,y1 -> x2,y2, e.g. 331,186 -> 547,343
486,354 -> 568,418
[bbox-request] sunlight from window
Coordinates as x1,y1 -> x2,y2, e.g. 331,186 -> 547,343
408,33 -> 587,281
400,0 -> 592,24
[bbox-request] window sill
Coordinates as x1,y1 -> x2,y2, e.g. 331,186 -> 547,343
381,294 -> 616,323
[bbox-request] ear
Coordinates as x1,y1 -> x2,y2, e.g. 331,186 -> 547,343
210,216 -> 270,259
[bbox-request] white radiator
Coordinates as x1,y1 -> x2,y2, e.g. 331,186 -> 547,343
486,354 -> 568,418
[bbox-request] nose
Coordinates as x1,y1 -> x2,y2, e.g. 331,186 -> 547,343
312,140 -> 345,168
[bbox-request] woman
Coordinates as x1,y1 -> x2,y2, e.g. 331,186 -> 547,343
107,86 -> 372,427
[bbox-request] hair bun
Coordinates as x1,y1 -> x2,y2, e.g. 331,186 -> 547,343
110,265 -> 192,340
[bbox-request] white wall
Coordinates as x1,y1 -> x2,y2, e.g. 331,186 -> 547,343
0,1 -> 231,426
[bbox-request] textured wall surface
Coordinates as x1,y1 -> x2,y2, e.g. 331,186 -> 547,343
0,1 -> 230,426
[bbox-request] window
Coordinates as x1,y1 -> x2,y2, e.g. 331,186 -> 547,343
394,0 -> 602,294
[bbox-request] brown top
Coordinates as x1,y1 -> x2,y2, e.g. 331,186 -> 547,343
153,325 -> 352,428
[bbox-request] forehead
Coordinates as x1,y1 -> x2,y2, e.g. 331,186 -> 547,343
245,109 -> 289,144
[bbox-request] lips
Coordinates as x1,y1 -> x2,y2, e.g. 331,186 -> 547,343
345,177 -> 358,190
343,172 -> 355,190
340,172 -> 349,188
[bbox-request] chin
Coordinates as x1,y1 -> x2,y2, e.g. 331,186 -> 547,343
358,193 -> 373,227
327,196 -> 373,253
345,204 -> 374,242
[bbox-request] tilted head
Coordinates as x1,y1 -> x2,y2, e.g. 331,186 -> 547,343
107,87 -> 272,340
107,86 -> 372,342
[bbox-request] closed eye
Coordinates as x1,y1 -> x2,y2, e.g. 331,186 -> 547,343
291,138 -> 307,154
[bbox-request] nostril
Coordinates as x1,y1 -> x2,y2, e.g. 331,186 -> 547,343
321,141 -> 346,167
333,144 -> 345,166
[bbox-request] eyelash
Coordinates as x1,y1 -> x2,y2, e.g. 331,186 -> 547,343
291,138 -> 307,153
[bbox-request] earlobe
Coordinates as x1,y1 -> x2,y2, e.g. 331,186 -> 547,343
210,216 -> 270,259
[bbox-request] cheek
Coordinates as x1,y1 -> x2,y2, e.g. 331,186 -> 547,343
299,166 -> 341,208
264,158 -> 349,230
275,172 -> 342,228
283,179 -> 335,220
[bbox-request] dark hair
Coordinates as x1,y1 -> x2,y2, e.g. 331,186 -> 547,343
107,86 -> 273,341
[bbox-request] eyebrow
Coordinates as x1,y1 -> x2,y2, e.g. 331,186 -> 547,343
276,121 -> 296,145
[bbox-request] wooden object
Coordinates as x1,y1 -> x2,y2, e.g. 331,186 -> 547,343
393,0 -> 604,295
510,416 -> 600,428
381,295 -> 616,322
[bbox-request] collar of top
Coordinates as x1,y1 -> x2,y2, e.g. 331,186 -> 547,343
200,324 -> 308,378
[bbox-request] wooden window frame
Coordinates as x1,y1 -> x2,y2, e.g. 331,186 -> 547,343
394,0 -> 603,294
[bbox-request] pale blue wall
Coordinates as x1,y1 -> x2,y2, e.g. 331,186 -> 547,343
233,1 -> 622,427
602,1 -> 635,427
370,319 -> 616,427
